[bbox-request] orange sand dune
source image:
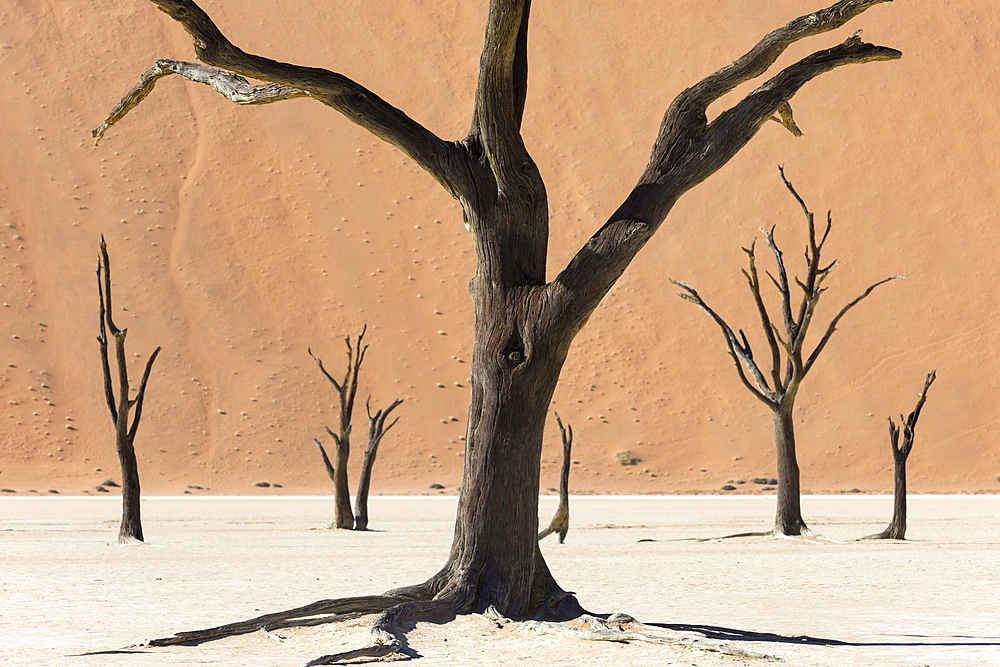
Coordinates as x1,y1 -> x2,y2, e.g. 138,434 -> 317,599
0,1 -> 997,496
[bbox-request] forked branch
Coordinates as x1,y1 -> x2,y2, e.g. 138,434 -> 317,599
97,0 -> 463,196
354,397 -> 404,531
671,280 -> 777,409
675,169 -> 898,413
93,60 -> 306,144
551,0 -> 899,324
892,370 -> 937,458
862,370 -> 936,540
803,274 -> 901,376
310,326 -> 370,530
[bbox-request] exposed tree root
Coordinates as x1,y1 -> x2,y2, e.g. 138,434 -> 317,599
858,529 -> 905,541
638,527 -> 843,543
140,587 -> 782,665
703,527 -> 830,542
305,599 -> 455,665
145,595 -> 408,647
482,608 -> 778,661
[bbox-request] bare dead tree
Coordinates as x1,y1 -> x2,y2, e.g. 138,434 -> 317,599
96,236 -> 161,545
863,370 -> 937,540
309,327 -> 368,530
98,0 -> 900,660
673,169 -> 900,536
353,397 -> 404,531
539,413 -> 572,543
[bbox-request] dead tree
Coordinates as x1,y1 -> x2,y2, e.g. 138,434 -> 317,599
539,413 -> 572,543
673,169 -> 900,536
96,236 -> 161,545
98,0 -> 900,660
354,398 -> 404,531
863,371 -> 936,540
309,327 -> 368,530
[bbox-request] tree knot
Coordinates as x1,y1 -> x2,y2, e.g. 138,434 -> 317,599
621,220 -> 649,244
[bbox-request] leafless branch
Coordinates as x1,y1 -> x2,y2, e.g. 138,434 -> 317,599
128,346 -> 163,443
551,0 -> 899,327
672,280 -> 777,408
470,0 -> 534,191
98,0 -> 463,197
93,59 -> 307,144
803,275 -> 902,375
742,241 -> 784,391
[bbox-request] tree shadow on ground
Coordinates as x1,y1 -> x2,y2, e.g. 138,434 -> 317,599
652,623 -> 1000,648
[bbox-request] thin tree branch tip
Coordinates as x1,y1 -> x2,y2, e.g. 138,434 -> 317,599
769,101 -> 804,136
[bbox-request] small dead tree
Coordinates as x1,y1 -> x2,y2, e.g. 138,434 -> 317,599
863,370 -> 936,540
354,397 -> 404,531
96,236 -> 161,545
538,412 -> 572,544
309,327 -> 368,530
673,169 -> 900,536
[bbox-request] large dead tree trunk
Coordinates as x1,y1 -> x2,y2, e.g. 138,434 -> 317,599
674,170 -> 899,536
353,398 -> 403,531
97,0 -> 900,657
96,237 -> 161,545
865,370 -> 936,540
309,327 -> 368,530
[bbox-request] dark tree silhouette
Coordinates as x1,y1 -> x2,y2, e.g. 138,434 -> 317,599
97,0 -> 899,659
353,397 -> 404,532
864,370 -> 937,540
673,169 -> 899,536
310,328 -> 368,530
96,237 -> 161,545
311,327 -> 403,531
538,413 -> 572,544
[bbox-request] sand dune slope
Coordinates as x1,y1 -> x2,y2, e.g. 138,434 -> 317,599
0,1 -> 998,494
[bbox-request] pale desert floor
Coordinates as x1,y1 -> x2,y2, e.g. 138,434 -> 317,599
1,495 -> 998,667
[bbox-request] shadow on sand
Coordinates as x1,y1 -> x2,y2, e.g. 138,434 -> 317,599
653,623 -> 1000,648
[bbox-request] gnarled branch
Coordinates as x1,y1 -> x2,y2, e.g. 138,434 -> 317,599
470,0 -> 533,178
549,1 -> 899,327
93,59 -> 307,144
97,0 -> 464,197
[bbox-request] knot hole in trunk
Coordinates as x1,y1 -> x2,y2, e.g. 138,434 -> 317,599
500,336 -> 527,370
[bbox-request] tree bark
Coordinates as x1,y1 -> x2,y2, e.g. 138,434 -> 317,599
408,295 -> 582,618
332,437 -> 353,530
883,455 -> 907,539
117,424 -> 144,544
772,406 -> 808,536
